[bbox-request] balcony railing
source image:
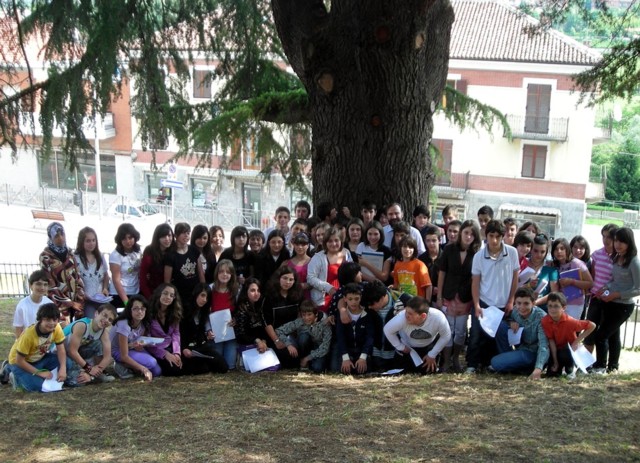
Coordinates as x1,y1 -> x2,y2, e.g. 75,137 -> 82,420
19,112 -> 116,140
504,114 -> 568,142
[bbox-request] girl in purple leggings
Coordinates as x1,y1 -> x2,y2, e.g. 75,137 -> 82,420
110,295 -> 161,380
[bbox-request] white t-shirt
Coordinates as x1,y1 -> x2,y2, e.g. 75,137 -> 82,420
75,254 -> 109,299
109,249 -> 142,296
13,295 -> 53,329
383,309 -> 451,358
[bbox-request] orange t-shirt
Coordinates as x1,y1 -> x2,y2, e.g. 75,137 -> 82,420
393,259 -> 431,297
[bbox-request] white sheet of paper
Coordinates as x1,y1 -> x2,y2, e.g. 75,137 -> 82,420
409,348 -> 423,367
479,306 -> 503,338
570,344 -> 596,373
508,327 -> 524,346
209,309 -> 236,343
241,348 -> 280,373
382,369 -> 404,375
534,278 -> 548,295
360,251 -> 385,278
41,368 -> 63,393
398,332 -> 424,367
518,266 -> 536,286
136,336 -> 164,345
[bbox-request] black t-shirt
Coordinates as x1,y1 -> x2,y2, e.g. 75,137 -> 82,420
261,295 -> 300,330
219,248 -> 255,279
164,244 -> 201,301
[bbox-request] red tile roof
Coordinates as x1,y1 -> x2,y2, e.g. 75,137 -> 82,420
451,0 -> 601,65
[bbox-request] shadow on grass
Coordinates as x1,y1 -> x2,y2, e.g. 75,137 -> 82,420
0,372 -> 638,463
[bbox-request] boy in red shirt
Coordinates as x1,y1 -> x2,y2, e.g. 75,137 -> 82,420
542,292 -> 595,378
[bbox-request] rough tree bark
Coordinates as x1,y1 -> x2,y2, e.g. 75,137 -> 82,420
272,0 -> 454,215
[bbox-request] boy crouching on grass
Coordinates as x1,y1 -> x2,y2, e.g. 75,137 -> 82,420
541,292 -> 596,378
275,301 -> 331,372
383,296 -> 451,374
63,303 -> 117,386
336,283 -> 375,375
5,303 -> 67,392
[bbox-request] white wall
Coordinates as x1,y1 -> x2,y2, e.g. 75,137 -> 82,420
0,147 -> 41,188
433,78 -> 595,185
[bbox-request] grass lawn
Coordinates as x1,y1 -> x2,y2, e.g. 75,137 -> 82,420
0,299 -> 639,463
584,217 -> 625,227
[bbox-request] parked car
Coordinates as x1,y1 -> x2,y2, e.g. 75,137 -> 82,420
107,201 -> 167,222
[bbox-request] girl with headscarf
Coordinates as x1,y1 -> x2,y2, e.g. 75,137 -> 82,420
39,222 -> 85,323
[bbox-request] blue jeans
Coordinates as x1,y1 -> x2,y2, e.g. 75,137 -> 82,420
466,301 -> 510,369
65,340 -> 103,387
296,332 -> 327,373
8,353 -> 60,392
491,349 -> 537,373
212,339 -> 238,370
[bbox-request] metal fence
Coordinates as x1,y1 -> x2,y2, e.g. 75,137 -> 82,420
0,183 -> 268,229
1,261 -> 638,349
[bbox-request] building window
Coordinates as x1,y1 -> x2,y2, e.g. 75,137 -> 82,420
146,173 -> 172,203
191,177 -> 217,208
193,69 -> 212,99
522,144 -> 547,179
232,135 -> 261,170
524,84 -> 551,134
441,79 -> 467,109
38,151 -> 117,193
432,139 -> 452,186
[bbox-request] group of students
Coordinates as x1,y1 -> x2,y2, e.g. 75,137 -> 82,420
1,199 -> 637,392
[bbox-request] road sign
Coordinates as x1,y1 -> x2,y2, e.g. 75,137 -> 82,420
168,163 -> 177,180
161,179 -> 183,190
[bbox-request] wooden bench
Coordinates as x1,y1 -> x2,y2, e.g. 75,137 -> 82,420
31,209 -> 65,227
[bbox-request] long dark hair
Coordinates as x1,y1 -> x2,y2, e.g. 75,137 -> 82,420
230,226 -> 249,253
114,223 -> 141,255
363,220 -> 385,248
237,277 -> 262,310
260,229 -> 290,259
613,227 -> 637,268
144,223 -> 174,265
75,227 -> 103,271
266,266 -> 303,302
150,283 -> 183,326
456,219 -> 481,254
115,294 -> 151,331
191,224 -> 215,263
189,282 -> 212,325
570,235 -> 591,263
551,238 -> 572,267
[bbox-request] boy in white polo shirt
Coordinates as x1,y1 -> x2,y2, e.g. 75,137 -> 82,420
466,220 -> 519,373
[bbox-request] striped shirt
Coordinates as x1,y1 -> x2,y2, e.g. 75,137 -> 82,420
590,247 -> 613,294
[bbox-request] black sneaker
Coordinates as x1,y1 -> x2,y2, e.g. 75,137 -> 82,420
0,360 -> 9,385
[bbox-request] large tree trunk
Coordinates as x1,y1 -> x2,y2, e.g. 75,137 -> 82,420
272,0 -> 454,215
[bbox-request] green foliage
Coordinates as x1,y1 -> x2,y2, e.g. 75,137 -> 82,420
605,121 -> 640,202
440,86 -> 512,140
0,0 -> 508,192
524,0 -> 640,103
587,204 -> 625,212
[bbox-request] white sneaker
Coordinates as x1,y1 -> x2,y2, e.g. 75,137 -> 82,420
9,372 -> 17,390
94,373 -> 115,383
464,367 -> 476,374
566,370 -> 576,380
591,367 -> 607,375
